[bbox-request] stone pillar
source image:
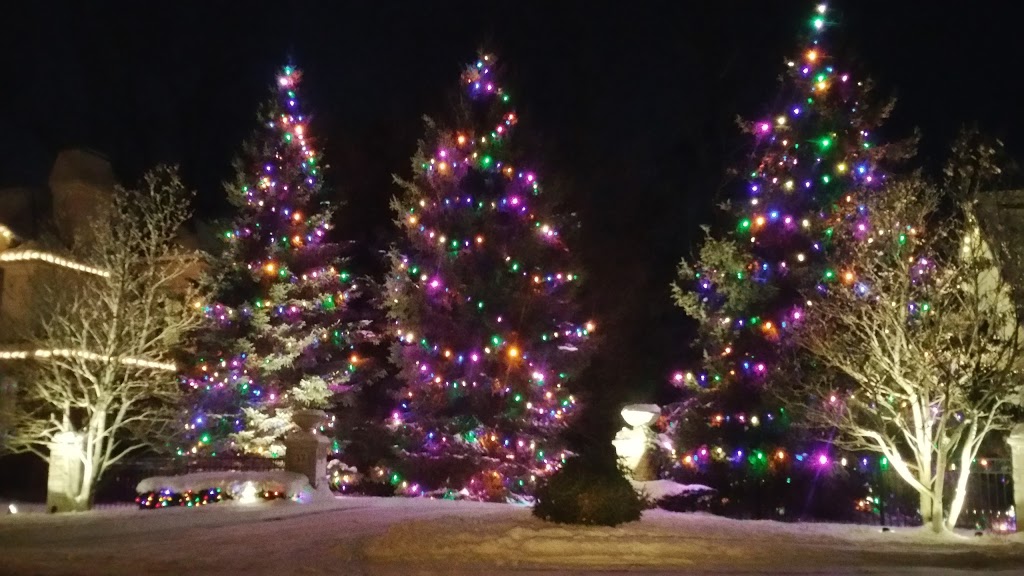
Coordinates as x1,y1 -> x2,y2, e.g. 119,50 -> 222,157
47,431 -> 85,512
285,409 -> 330,489
1007,424 -> 1024,532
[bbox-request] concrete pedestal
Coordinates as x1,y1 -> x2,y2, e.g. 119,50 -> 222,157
1007,424 -> 1024,532
613,404 -> 662,481
47,431 -> 85,512
285,409 -> 330,489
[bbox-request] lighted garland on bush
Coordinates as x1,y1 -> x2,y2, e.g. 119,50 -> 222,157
135,488 -> 287,509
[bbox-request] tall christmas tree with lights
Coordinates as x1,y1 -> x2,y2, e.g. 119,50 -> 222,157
667,4 -> 914,516
180,64 -> 372,457
384,53 -> 593,500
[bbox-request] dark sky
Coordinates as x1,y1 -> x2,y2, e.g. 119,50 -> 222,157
2,1 -> 1022,428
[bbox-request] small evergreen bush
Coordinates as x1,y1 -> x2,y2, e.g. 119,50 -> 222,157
533,454 -> 643,526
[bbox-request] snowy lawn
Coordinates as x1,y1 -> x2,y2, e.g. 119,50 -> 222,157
1,496 -> 1023,575
365,504 -> 1024,571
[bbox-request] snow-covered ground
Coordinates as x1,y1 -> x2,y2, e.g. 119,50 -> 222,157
1,496 -> 1022,575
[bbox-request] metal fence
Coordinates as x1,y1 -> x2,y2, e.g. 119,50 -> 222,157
854,457 -> 1014,531
670,454 -> 1015,530
955,458 -> 1015,532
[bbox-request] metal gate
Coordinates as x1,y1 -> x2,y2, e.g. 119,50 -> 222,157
954,458 -> 1015,532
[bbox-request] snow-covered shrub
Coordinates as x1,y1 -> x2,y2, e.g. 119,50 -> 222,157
636,481 -> 717,512
533,455 -> 642,526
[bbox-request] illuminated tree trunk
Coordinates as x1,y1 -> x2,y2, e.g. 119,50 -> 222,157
946,421 -> 979,530
930,450 -> 947,533
919,491 -> 933,524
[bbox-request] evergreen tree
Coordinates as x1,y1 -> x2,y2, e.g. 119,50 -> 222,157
666,4 -> 914,516
384,53 -> 593,500
180,64 -> 373,457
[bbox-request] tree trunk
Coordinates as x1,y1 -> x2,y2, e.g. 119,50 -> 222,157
929,451 -> 947,533
919,491 -> 933,523
946,424 -> 979,530
78,453 -> 96,512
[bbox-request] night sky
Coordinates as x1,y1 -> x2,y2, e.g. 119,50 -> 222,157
2,1 -> 1022,439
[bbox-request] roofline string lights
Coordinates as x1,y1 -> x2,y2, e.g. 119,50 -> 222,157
0,348 -> 176,371
0,250 -> 110,278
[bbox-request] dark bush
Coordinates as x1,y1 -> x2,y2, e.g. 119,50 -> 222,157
533,455 -> 643,527
343,480 -> 396,497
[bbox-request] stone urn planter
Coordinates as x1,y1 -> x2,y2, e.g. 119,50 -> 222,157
292,408 -> 327,432
285,409 -> 330,489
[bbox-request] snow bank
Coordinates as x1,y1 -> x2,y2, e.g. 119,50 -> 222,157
365,506 -> 1024,569
630,479 -> 714,500
136,470 -> 311,500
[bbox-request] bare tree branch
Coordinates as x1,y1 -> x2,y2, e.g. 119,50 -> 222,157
4,166 -> 205,510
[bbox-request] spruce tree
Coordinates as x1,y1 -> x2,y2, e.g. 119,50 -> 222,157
667,4 -> 914,515
384,53 -> 592,499
180,64 -> 373,457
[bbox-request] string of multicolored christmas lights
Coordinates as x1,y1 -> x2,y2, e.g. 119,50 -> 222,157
387,53 -> 591,498
672,4 -> 893,391
180,64 -> 363,456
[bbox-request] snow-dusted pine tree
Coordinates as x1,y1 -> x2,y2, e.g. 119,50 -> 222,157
180,64 -> 374,457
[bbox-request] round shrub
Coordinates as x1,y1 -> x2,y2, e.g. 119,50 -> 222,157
533,455 -> 643,526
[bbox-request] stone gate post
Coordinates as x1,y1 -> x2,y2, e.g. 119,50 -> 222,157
47,431 -> 85,512
285,409 -> 330,490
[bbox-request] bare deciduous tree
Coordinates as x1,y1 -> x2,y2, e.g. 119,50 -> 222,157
789,161 -> 1023,532
4,166 -> 203,510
